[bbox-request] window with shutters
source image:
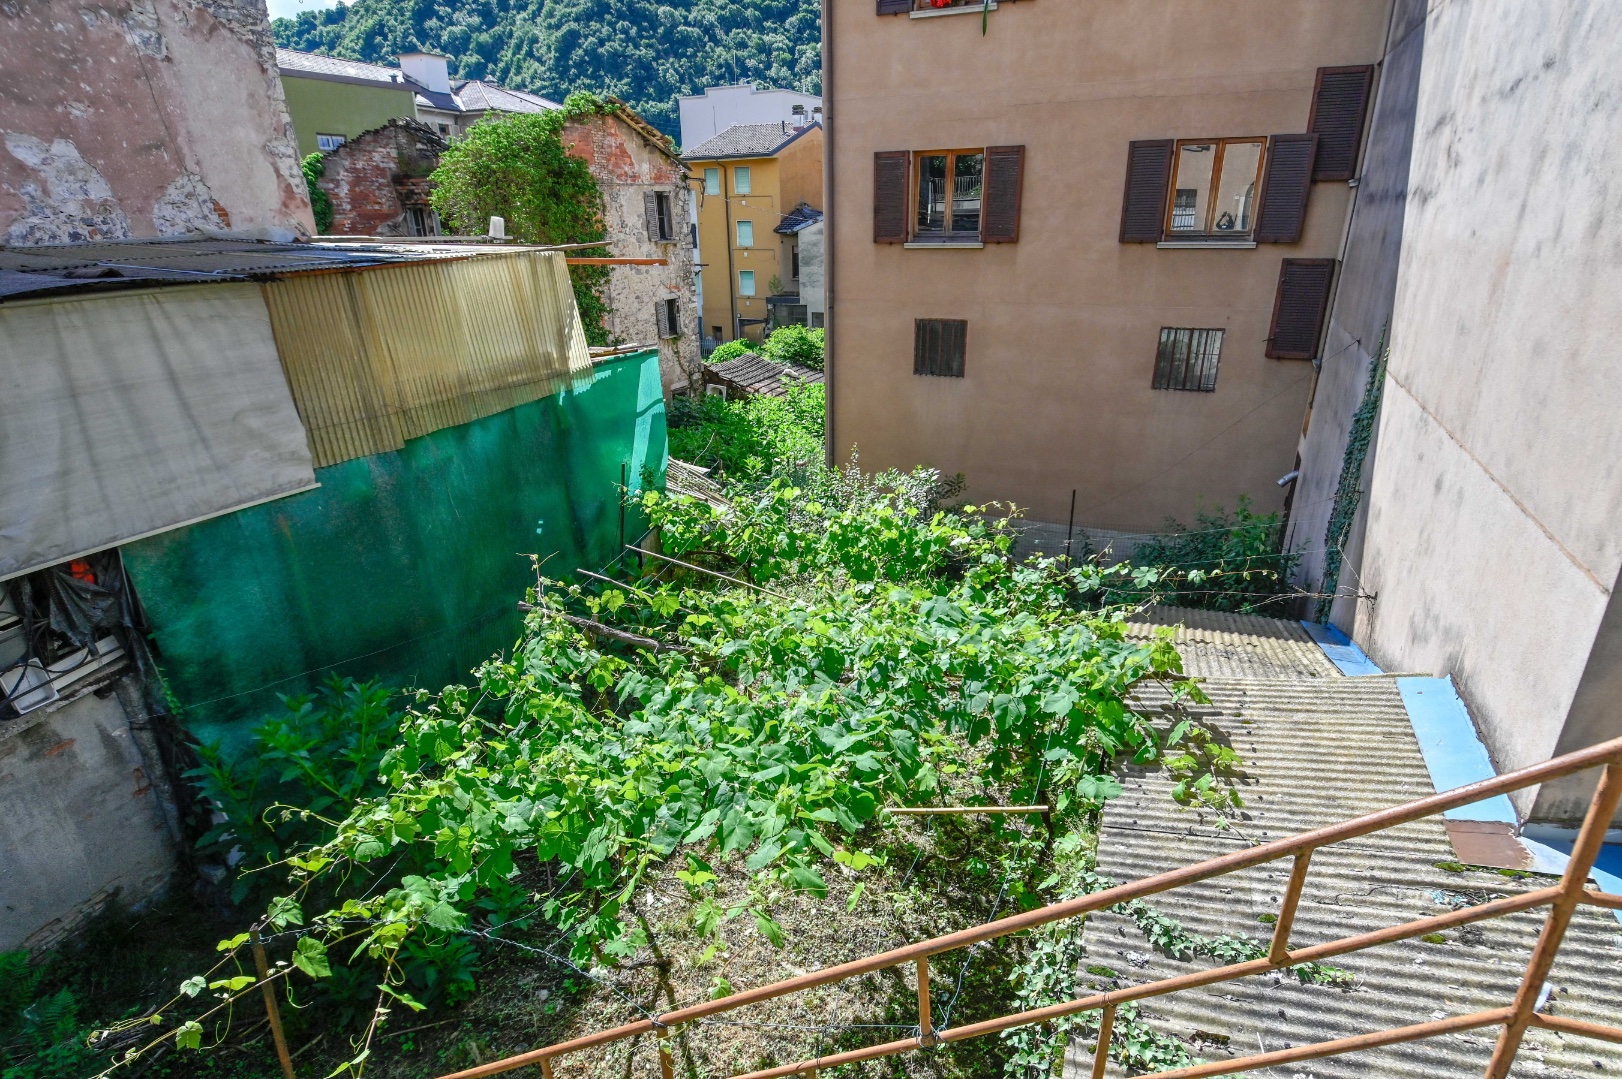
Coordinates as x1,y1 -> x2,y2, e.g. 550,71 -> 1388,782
915,149 -> 984,241
1308,66 -> 1375,182
914,319 -> 967,378
738,270 -> 756,297
658,298 -> 680,339
1166,138 -> 1266,238
654,192 -> 674,240
733,166 -> 752,195
1267,259 -> 1336,360
736,220 -> 754,248
703,167 -> 721,195
1152,328 -> 1224,392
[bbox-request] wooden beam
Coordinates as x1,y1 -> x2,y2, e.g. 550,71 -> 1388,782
567,257 -> 668,266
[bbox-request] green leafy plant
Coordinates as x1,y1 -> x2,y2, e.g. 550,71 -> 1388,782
706,339 -> 753,363
1098,497 -> 1301,616
667,380 -> 824,476
1,982 -> 91,1079
302,153 -> 334,234
429,94 -> 622,343
104,463 -> 1219,1078
760,324 -> 824,370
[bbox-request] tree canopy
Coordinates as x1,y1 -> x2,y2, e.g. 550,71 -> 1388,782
272,0 -> 822,140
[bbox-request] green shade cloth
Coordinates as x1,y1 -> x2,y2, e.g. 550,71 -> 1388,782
122,350 -> 666,751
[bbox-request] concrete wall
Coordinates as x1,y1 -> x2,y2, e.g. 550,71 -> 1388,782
0,0 -> 313,243
800,220 -> 825,323
563,113 -> 700,396
1351,0 -> 1622,819
0,678 -> 177,952
1285,0 -> 1426,624
678,85 -> 822,152
280,74 -> 420,158
827,0 -> 1391,530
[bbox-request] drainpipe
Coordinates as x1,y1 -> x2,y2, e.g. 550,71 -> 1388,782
722,165 -> 739,341
821,0 -> 836,466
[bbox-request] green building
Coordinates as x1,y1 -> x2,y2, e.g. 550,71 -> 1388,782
276,48 -> 420,157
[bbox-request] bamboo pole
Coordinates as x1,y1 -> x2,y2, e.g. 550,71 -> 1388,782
252,932 -> 296,1079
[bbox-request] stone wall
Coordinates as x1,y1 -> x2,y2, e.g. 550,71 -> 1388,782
562,113 -> 700,397
0,674 -> 178,952
0,0 -> 313,243
319,119 -> 447,236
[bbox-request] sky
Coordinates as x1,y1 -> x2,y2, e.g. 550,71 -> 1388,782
267,0 -> 341,22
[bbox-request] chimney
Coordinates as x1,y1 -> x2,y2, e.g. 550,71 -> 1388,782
791,103 -> 807,130
398,52 -> 452,94
811,105 -> 823,125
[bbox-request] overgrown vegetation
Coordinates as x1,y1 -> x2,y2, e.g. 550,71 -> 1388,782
668,381 -> 824,476
85,459 -> 1247,1078
271,0 -> 821,140
1091,498 -> 1301,616
707,325 -> 824,370
301,153 -> 334,234
429,94 -> 622,343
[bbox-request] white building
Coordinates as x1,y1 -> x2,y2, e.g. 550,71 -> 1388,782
677,84 -> 822,154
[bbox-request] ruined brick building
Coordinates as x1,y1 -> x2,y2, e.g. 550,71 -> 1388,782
318,119 -> 447,237
0,0 -> 313,243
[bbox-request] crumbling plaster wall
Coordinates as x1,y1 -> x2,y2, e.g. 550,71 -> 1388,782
1353,0 -> 1622,819
0,0 -> 313,245
563,114 -> 700,396
0,677 -> 178,952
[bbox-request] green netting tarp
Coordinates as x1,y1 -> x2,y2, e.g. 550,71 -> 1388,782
121,351 -> 666,751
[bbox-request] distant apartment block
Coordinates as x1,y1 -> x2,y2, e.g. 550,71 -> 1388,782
678,84 -> 822,154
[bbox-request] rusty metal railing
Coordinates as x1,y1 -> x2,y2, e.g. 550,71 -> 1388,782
440,735 -> 1622,1079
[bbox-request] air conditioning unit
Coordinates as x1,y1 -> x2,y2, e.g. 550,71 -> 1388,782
2,660 -> 59,715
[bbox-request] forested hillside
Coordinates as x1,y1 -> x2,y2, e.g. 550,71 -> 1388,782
272,0 -> 821,140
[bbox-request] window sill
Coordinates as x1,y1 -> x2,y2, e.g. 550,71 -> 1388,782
905,241 -> 985,249
910,2 -> 997,17
1156,239 -> 1257,250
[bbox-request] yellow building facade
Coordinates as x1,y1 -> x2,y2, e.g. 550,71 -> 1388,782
683,123 -> 822,344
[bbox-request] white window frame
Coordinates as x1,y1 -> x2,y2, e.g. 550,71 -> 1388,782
738,269 -> 756,297
704,167 -> 721,195
316,133 -> 346,152
733,166 -> 752,195
736,220 -> 754,248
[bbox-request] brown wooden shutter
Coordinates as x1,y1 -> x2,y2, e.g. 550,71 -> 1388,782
1119,139 -> 1174,243
1267,258 -> 1336,359
874,151 -> 910,243
643,191 -> 661,241
655,300 -> 672,339
1254,133 -> 1317,243
877,0 -> 912,12
1308,65 -> 1375,182
981,145 -> 1025,243
914,319 -> 967,377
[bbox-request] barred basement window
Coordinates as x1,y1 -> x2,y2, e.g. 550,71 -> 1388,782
1153,327 -> 1223,392
914,318 -> 967,378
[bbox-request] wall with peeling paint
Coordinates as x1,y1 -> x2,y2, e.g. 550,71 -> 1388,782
1349,1 -> 1622,822
0,0 -> 314,245
0,677 -> 177,953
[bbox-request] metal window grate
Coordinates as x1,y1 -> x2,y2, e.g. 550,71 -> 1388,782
1153,327 -> 1223,392
914,318 -> 967,378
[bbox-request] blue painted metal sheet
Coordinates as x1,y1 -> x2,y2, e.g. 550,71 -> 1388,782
1299,619 -> 1385,675
1396,676 -> 1519,824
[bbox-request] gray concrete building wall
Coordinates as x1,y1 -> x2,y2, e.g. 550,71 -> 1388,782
0,678 -> 178,952
1349,1 -> 1622,819
1284,0 -> 1426,627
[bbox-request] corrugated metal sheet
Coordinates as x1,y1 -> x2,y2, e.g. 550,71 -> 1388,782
262,250 -> 592,468
704,353 -> 823,398
1126,605 -> 1342,680
1067,674 -> 1622,1078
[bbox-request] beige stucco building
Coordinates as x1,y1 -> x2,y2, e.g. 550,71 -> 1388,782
684,122 -> 822,344
825,0 -> 1391,532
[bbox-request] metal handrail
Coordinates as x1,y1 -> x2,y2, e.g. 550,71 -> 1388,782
439,734 -> 1622,1079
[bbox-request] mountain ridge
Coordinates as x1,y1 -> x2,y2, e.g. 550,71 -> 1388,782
272,0 -> 822,142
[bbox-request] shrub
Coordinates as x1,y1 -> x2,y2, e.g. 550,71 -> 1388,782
1098,498 -> 1300,615
301,153 -> 333,234
668,381 -> 824,476
761,324 -> 824,369
706,339 -> 753,364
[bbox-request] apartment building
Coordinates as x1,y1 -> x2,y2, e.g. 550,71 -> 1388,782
683,122 -> 823,344
825,0 -> 1390,532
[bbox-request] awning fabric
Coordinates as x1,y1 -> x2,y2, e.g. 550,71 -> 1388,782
0,284 -> 316,580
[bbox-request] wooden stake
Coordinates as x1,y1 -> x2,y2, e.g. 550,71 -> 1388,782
1091,1003 -> 1115,1079
252,931 -> 297,1079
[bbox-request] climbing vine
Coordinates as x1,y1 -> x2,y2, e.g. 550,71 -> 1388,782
301,153 -> 334,234
429,92 -> 629,344
1317,332 -> 1389,621
90,467 -> 1224,1078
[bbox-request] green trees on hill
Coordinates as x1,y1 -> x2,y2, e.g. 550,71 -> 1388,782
271,0 -> 822,139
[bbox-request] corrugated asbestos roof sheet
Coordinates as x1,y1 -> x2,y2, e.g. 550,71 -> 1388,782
1065,670 -> 1622,1078
454,80 -> 560,114
775,203 -> 823,234
1126,604 -> 1342,680
0,237 -> 500,303
702,353 -> 823,397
